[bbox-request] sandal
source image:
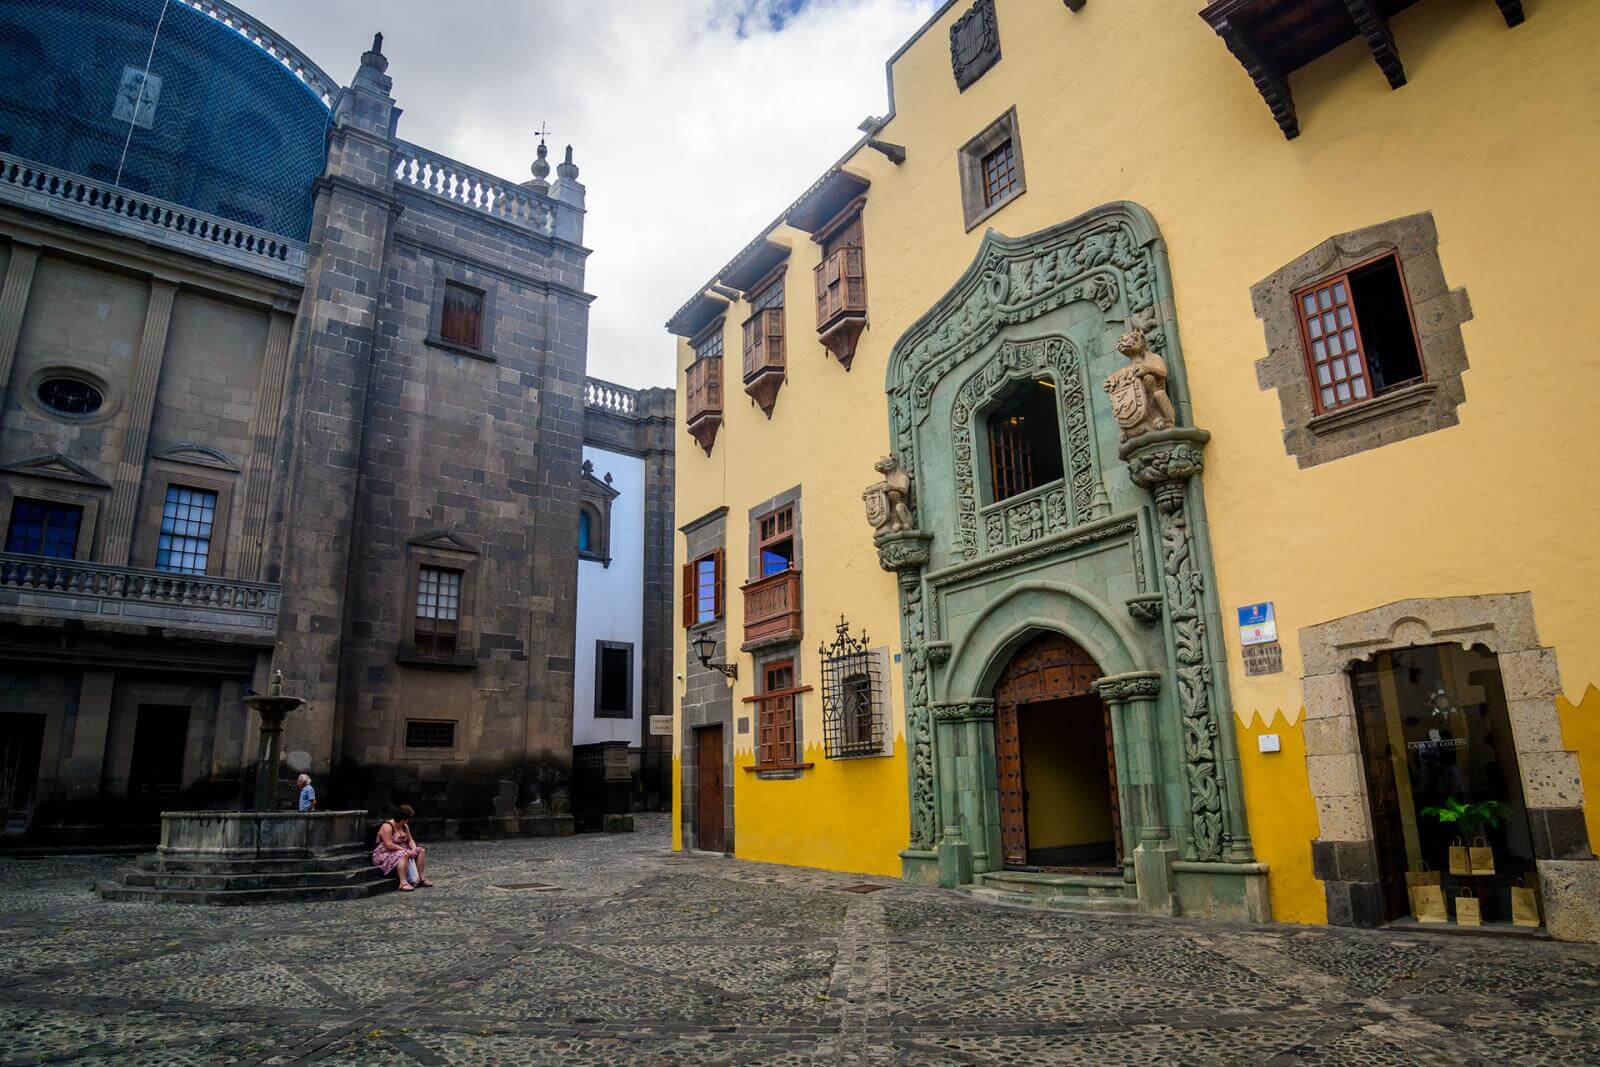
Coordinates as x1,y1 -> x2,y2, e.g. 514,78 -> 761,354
417,879 -> 435,888
398,882 -> 414,892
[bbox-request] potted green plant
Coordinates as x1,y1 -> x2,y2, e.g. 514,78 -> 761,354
1419,797 -> 1511,838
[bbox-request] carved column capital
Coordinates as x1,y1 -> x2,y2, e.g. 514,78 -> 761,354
1119,427 -> 1210,512
1094,671 -> 1162,705
931,699 -> 995,723
876,529 -> 933,573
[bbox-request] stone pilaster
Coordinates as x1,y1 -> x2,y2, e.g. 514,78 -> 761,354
236,308 -> 295,580
637,387 -> 676,809
1097,671 -> 1177,914
102,278 -> 178,566
0,242 -> 41,431
878,531 -> 938,860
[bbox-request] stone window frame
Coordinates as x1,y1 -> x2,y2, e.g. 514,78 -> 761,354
394,714 -> 465,763
0,479 -> 102,562
578,461 -> 619,568
594,639 -> 635,720
396,533 -> 480,670
1298,593 -> 1597,938
425,268 -> 498,363
745,485 -> 803,584
1251,212 -> 1472,469
958,106 -> 1026,233
137,468 -> 236,578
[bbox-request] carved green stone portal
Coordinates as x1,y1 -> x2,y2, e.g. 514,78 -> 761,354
881,203 -> 1267,920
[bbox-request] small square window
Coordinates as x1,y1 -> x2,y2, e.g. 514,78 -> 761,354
1293,253 -> 1425,416
405,719 -> 456,749
439,282 -> 485,349
958,106 -> 1025,231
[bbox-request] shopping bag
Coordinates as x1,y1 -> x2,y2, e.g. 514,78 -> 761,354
1406,865 -> 1442,888
1512,874 -> 1541,928
1455,888 -> 1482,926
1469,836 -> 1496,876
1411,883 -> 1449,923
1448,838 -> 1471,876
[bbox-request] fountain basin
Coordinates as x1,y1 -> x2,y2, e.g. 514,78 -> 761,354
97,809 -> 393,905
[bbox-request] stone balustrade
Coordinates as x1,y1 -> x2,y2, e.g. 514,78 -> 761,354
393,142 -> 555,235
583,377 -> 639,415
0,553 -> 280,641
176,0 -> 339,105
0,154 -> 309,283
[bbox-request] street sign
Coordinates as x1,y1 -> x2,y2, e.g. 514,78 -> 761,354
648,715 -> 673,737
1237,602 -> 1277,647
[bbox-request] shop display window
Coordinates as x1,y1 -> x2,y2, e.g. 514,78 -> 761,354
1350,643 -> 1540,929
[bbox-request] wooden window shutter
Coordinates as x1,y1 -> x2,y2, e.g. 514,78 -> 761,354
842,248 -> 866,313
712,548 -> 725,619
743,314 -> 761,364
765,307 -> 785,362
681,561 -> 696,628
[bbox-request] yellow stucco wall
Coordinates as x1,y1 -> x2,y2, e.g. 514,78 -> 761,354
673,0 -> 1600,914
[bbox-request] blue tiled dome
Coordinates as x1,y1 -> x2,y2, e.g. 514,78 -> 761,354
0,0 -> 330,240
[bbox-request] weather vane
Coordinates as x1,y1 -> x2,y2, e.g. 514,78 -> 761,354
534,121 -> 551,144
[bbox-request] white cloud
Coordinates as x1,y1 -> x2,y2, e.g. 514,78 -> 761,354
241,0 -> 939,387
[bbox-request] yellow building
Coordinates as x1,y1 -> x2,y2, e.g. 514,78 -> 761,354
668,0 -> 1600,942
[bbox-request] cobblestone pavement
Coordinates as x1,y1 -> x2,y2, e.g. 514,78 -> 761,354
2,815 -> 1599,1064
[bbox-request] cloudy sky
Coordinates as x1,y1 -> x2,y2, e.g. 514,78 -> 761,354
243,0 -> 941,387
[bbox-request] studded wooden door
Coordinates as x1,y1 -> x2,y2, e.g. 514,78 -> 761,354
992,633 -> 1104,869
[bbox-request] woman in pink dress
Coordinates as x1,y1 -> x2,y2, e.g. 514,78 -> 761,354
372,804 -> 432,891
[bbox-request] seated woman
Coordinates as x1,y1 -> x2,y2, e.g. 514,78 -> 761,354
372,803 -> 433,891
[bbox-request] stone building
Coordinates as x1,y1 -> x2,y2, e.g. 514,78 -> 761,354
668,0 -> 1600,942
0,0 -> 668,842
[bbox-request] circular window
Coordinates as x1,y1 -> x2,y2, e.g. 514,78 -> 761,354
37,377 -> 104,416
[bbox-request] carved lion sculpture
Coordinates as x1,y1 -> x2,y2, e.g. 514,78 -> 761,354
1103,325 -> 1176,442
863,455 -> 914,536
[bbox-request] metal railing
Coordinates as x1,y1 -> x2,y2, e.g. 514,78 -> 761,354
0,154 -> 309,282
394,142 -> 555,235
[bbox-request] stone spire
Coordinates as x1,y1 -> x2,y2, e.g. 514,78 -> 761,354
550,144 -> 584,211
353,31 -> 391,93
557,145 -> 580,181
333,28 -> 398,140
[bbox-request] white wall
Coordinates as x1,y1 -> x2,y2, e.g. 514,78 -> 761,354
573,445 -> 646,748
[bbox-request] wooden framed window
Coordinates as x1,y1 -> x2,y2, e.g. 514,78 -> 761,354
439,282 -> 485,349
983,379 -> 1064,505
1294,253 -> 1425,415
988,416 -> 1033,503
154,485 -> 218,575
757,659 -> 796,767
981,140 -> 1018,207
682,549 -> 724,627
814,209 -> 866,329
757,505 -> 795,578
4,498 -> 83,559
414,565 -> 463,657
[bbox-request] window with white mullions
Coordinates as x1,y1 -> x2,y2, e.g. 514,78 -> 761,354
415,565 -> 462,657
1295,253 -> 1425,414
155,485 -> 217,574
819,616 -> 885,759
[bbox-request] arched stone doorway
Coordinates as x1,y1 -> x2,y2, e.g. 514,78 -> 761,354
992,632 -> 1120,871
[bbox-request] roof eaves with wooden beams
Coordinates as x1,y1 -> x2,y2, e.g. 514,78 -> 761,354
665,290 -> 731,340
722,238 -> 791,294
784,167 -> 872,235
1200,0 -> 1527,140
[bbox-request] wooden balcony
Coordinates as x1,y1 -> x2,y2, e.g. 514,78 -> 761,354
0,553 -> 280,644
814,246 -> 867,370
685,355 -> 723,454
742,307 -> 786,417
741,569 -> 802,649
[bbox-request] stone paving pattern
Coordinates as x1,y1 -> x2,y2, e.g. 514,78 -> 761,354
2,815 -> 1598,1064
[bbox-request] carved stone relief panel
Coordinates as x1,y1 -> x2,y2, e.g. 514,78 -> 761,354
949,0 -> 1001,92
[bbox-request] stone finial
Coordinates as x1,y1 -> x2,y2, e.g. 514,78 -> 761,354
557,145 -> 580,181
530,139 -> 551,185
359,30 -> 388,75
269,668 -> 284,697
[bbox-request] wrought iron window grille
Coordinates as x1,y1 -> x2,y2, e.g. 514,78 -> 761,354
820,616 -> 885,759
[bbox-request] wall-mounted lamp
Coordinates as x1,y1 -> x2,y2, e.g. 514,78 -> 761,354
691,632 -> 738,680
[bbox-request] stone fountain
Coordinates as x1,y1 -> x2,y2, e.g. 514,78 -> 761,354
97,670 -> 391,904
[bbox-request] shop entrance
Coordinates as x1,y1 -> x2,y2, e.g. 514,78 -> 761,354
994,632 -> 1120,872
1350,643 -> 1538,927
0,714 -> 45,835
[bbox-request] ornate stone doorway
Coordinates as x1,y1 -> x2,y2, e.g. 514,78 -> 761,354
992,632 -> 1121,871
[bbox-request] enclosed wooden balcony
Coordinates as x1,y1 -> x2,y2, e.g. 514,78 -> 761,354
685,355 -> 723,455
742,307 -> 786,417
0,553 -> 280,644
741,569 -> 802,649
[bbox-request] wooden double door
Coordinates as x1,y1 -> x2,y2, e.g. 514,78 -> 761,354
994,632 -> 1122,871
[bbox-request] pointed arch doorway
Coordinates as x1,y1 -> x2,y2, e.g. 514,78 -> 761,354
993,632 -> 1122,872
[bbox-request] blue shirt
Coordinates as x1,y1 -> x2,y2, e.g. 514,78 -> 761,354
298,784 -> 315,812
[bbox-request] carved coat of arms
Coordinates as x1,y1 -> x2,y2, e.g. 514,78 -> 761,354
1105,364 -> 1149,431
949,0 -> 1000,91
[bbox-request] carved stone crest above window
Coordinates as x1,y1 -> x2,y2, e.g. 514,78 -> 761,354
950,0 -> 1001,92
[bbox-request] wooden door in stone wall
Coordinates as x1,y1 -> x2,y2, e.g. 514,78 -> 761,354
992,633 -> 1109,869
695,725 -> 725,853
